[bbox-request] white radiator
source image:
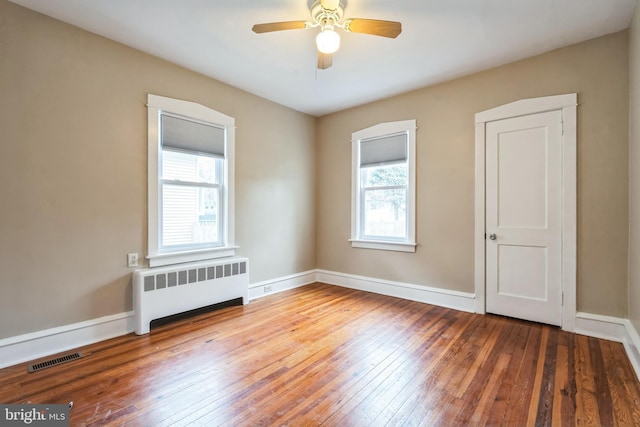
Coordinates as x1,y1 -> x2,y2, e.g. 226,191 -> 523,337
133,257 -> 249,335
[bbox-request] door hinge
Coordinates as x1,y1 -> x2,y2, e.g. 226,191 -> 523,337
561,121 -> 564,135
561,291 -> 564,305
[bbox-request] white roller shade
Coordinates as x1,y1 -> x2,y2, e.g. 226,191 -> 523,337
360,133 -> 407,167
161,114 -> 225,158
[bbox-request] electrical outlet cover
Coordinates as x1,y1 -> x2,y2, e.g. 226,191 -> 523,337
127,253 -> 139,267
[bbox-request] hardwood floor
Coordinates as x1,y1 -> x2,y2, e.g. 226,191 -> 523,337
1,283 -> 639,426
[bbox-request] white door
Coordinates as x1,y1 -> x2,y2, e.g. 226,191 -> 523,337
485,110 -> 563,326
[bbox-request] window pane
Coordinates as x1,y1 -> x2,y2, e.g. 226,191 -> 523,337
162,184 -> 219,247
162,149 -> 218,184
364,188 -> 407,238
362,163 -> 407,188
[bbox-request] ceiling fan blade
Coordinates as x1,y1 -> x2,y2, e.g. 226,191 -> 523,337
343,18 -> 402,38
317,52 -> 333,70
252,21 -> 308,34
321,0 -> 340,10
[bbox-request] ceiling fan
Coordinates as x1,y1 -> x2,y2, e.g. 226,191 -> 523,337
252,0 -> 402,70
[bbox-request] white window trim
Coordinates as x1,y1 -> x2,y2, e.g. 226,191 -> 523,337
350,119 -> 417,252
146,94 -> 236,267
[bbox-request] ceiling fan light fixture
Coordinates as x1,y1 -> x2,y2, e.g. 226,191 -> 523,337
252,0 -> 401,70
316,28 -> 340,54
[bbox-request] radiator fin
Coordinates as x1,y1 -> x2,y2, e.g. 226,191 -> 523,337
156,274 -> 166,289
143,261 -> 249,292
168,272 -> 177,287
144,276 -> 155,292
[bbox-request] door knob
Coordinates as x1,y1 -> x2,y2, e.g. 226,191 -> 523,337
489,233 -> 497,240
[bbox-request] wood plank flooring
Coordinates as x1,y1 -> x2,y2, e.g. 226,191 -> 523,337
1,283 -> 639,426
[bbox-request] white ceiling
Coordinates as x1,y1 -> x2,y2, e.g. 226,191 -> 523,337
9,0 -> 638,116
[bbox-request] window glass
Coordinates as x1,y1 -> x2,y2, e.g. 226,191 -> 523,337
351,120 -> 416,252
362,164 -> 408,239
147,94 -> 236,267
161,184 -> 220,248
161,150 -> 218,184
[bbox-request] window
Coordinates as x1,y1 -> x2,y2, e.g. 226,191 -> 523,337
147,94 -> 236,267
351,120 -> 416,252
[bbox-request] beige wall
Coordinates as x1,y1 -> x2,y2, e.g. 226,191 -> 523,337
0,1 -> 316,339
0,0 -> 633,341
316,31 -> 630,317
629,1 -> 640,331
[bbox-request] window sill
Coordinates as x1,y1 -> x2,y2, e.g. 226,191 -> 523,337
349,239 -> 416,253
147,246 -> 238,267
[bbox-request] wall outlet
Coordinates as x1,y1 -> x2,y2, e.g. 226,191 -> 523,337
264,285 -> 272,293
127,253 -> 139,268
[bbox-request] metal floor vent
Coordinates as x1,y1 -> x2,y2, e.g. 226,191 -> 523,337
28,352 -> 83,373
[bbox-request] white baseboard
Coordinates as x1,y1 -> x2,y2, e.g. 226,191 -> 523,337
575,312 -> 640,381
0,311 -> 135,370
248,270 -> 316,300
0,269 -> 317,370
316,269 -> 476,313
623,320 -> 640,381
3,271 -> 639,384
249,269 -> 476,313
574,312 -> 629,341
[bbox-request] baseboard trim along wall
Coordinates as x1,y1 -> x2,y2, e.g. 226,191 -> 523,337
2,271 -> 640,381
575,312 -> 640,381
624,322 -> 640,381
316,269 -> 477,313
0,311 -> 135,370
248,270 -> 317,300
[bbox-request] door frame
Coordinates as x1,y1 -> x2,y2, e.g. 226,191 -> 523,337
474,93 -> 577,332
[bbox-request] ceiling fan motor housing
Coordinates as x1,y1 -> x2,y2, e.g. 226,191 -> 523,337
311,0 -> 344,27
